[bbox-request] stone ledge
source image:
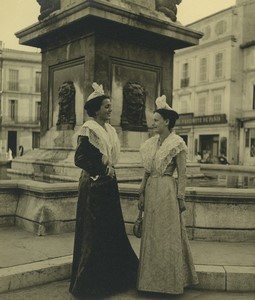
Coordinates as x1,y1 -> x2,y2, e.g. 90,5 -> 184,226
225,266 -> 255,292
0,256 -> 72,294
194,265 -> 225,291
186,186 -> 255,200
16,0 -> 201,49
0,181 -> 254,238
187,227 -> 255,242
1,257 -> 254,294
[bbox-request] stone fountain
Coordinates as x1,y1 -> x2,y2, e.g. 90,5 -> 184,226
2,0 -> 203,235
10,0 -> 202,183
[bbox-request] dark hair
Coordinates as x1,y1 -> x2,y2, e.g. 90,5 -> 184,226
154,108 -> 179,129
84,95 -> 109,117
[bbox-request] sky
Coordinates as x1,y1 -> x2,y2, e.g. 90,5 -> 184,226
0,0 -> 236,52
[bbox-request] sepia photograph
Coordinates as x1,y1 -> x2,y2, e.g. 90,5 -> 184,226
0,1 -> 254,299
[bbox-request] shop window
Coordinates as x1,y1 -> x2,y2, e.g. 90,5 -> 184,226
250,129 -> 255,157
220,137 -> 227,156
32,132 -> 40,149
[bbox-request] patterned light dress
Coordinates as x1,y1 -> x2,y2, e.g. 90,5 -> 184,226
137,132 -> 198,294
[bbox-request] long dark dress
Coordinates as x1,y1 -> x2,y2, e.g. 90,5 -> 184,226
69,136 -> 138,298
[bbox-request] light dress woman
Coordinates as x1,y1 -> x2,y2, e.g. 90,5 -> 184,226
137,95 -> 198,295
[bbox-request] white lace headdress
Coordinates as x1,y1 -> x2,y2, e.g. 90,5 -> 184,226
87,82 -> 105,102
155,95 -> 174,111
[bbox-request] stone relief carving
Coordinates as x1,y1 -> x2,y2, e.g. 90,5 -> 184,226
36,0 -> 61,21
56,81 -> 76,130
155,0 -> 182,22
121,81 -> 147,132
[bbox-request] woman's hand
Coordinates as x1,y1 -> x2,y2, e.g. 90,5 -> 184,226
178,198 -> 186,213
107,166 -> 115,178
138,193 -> 145,211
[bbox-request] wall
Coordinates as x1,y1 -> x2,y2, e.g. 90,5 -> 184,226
1,180 -> 254,241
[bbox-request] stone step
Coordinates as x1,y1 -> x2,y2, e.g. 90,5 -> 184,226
0,256 -> 72,294
1,255 -> 254,294
0,227 -> 254,294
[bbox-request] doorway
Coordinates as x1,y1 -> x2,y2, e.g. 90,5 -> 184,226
200,135 -> 219,163
7,131 -> 17,157
180,135 -> 188,146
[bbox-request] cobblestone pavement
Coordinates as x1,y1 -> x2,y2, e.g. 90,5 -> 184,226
0,280 -> 255,300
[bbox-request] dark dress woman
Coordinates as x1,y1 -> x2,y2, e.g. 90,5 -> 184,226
69,83 -> 138,299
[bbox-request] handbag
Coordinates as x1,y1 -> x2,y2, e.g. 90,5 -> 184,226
133,209 -> 143,238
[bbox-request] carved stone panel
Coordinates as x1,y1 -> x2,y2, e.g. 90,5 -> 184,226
121,81 -> 147,132
49,58 -> 85,132
110,59 -> 161,132
56,81 -> 76,130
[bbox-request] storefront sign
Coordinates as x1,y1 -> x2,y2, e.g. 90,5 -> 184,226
176,114 -> 227,126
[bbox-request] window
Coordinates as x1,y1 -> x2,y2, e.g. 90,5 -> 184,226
215,52 -> 223,79
180,63 -> 189,87
35,102 -> 41,122
198,96 -> 206,115
32,132 -> 40,149
215,20 -> 227,36
9,100 -> 18,121
213,94 -> 222,114
253,85 -> 255,110
35,72 -> 41,93
245,129 -> 249,147
250,129 -> 255,157
199,57 -> 207,82
182,63 -> 189,79
197,92 -> 208,116
179,95 -> 190,114
8,69 -> 19,91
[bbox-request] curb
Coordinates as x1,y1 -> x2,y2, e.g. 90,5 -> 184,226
0,257 -> 254,294
0,256 -> 72,294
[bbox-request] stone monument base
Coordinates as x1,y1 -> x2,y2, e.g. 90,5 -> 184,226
0,180 -> 254,241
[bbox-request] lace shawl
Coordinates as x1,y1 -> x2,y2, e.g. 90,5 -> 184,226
140,133 -> 187,175
79,120 -> 120,166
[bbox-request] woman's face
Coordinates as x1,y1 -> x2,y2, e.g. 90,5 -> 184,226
96,98 -> 112,122
153,112 -> 169,134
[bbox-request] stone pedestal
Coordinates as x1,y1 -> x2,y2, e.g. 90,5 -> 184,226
13,0 -> 201,180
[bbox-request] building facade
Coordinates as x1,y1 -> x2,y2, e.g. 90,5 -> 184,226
0,42 -> 41,158
173,0 -> 255,165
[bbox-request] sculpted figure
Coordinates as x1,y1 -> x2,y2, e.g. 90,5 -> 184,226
36,0 -> 61,21
155,0 -> 182,22
121,81 -> 147,132
56,81 -> 76,130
